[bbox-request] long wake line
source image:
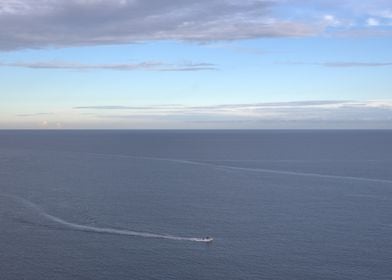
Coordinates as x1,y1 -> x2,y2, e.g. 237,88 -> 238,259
1,194 -> 211,242
12,149 -> 392,184
214,165 -> 392,184
82,152 -> 392,185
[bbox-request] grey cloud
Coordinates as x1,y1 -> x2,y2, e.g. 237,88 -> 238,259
0,0 -> 318,51
74,106 -> 160,110
16,112 -> 54,117
159,63 -> 218,71
322,62 -> 392,68
1,0 -> 392,51
74,101 -> 350,112
284,61 -> 392,68
216,100 -> 349,108
0,60 -> 218,71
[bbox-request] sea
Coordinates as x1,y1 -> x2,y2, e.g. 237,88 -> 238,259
0,130 -> 391,280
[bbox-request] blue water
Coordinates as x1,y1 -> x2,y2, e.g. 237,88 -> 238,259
0,130 -> 391,279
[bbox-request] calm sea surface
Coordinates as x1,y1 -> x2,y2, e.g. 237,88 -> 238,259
0,130 -> 391,280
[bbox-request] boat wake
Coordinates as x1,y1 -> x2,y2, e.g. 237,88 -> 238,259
77,152 -> 392,185
214,165 -> 392,184
1,194 -> 212,243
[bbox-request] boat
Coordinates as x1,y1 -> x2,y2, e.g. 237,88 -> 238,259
201,236 -> 213,242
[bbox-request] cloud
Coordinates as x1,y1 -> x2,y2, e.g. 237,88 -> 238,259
322,62 -> 392,68
1,0 -> 392,51
74,100 -> 392,123
16,112 -> 54,117
367,18 -> 380,26
74,106 -> 159,110
74,101 -> 350,112
0,1 -> 390,50
0,0 -> 322,51
0,60 -> 218,71
160,63 -> 218,72
284,61 -> 392,68
376,10 -> 392,19
6,100 -> 392,129
323,14 -> 341,27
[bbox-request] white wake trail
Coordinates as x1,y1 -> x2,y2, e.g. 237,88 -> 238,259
77,152 -> 392,185
213,164 -> 392,184
2,194 -> 211,242
114,153 -> 392,184
7,149 -> 392,185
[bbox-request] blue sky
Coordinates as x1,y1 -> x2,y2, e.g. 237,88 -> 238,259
0,0 -> 391,129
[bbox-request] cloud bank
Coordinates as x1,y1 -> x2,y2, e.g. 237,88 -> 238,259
73,100 -> 392,127
9,100 -> 392,129
0,0 -> 391,51
0,0 -> 320,51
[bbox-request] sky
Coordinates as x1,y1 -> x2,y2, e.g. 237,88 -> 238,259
0,0 -> 392,129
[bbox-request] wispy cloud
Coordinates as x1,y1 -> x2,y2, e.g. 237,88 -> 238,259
283,61 -> 392,68
16,112 -> 54,117
74,101 -> 351,113
6,100 -> 392,129
74,100 -> 392,123
0,61 -> 218,71
322,62 -> 392,68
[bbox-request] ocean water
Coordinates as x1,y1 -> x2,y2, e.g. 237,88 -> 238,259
0,130 -> 391,280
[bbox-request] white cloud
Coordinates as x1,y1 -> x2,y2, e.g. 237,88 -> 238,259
73,100 -> 392,122
8,100 -> 392,129
323,14 -> 341,27
367,18 -> 380,26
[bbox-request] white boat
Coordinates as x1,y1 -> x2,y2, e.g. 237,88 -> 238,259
201,236 -> 213,242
